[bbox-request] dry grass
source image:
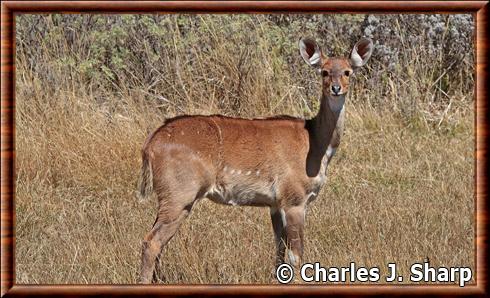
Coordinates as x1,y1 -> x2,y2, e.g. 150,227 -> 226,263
15,14 -> 474,284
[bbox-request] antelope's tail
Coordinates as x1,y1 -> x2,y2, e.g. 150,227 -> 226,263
137,150 -> 153,202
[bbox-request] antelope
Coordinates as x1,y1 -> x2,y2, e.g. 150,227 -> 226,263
137,37 -> 373,283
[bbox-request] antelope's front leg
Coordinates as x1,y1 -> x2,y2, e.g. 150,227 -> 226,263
270,207 -> 287,267
284,205 -> 305,267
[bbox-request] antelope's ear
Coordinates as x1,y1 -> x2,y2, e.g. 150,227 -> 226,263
350,37 -> 373,68
299,37 -> 323,69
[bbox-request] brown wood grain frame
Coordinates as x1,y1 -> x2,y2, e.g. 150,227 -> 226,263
1,1 -> 488,297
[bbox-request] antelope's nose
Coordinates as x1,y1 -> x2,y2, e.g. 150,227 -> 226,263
331,85 -> 341,95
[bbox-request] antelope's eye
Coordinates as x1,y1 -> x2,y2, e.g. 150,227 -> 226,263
321,70 -> 329,77
344,70 -> 351,77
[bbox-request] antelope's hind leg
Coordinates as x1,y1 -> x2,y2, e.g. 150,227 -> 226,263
139,193 -> 196,284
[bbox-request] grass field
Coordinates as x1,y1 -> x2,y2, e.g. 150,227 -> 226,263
15,14 -> 475,284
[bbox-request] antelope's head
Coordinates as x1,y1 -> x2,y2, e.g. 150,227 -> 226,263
299,37 -> 373,111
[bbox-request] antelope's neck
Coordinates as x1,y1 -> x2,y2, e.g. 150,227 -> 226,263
305,94 -> 345,177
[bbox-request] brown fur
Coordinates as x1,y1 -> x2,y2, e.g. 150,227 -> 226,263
137,37 -> 373,283
137,152 -> 153,202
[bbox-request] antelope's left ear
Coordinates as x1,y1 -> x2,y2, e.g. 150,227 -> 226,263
350,37 -> 373,68
299,37 -> 323,69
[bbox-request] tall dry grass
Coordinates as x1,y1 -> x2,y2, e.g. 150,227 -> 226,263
15,14 -> 474,284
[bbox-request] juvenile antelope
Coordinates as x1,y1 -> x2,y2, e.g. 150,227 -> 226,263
138,37 -> 373,283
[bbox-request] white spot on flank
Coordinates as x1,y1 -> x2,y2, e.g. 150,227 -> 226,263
237,170 -> 241,175
246,171 -> 251,175
256,170 -> 260,176
230,169 -> 235,174
223,166 -> 228,172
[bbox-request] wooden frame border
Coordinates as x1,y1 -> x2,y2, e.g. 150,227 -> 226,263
1,1 -> 488,296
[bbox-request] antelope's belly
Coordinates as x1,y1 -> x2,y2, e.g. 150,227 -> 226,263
205,179 -> 277,207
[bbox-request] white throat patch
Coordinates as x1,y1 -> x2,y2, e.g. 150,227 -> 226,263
328,96 -> 345,114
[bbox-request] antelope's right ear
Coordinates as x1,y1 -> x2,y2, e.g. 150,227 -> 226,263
299,37 -> 323,69
350,37 -> 373,68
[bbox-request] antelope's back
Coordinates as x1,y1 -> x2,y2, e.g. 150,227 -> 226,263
145,115 -> 222,166
146,115 -> 309,176
214,116 -> 309,173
